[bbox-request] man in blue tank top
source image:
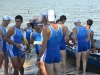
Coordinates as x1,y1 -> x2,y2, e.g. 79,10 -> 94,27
24,22 -> 33,53
30,20 -> 47,75
0,15 -> 11,75
86,19 -> 96,68
73,19 -> 90,75
57,15 -> 69,75
30,21 -> 43,56
4,15 -> 24,75
36,10 -> 69,75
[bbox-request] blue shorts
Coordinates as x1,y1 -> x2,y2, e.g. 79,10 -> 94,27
87,41 -> 91,49
8,45 -> 21,57
26,37 -> 30,43
2,43 -> 7,53
2,49 -> 7,53
21,53 -> 26,58
45,51 -> 61,64
36,44 -> 41,54
60,43 -> 66,50
76,42 -> 88,52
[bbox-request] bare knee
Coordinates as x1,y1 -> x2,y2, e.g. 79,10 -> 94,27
13,65 -> 19,71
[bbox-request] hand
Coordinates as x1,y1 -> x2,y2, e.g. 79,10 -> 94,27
15,43 -> 21,49
36,60 -> 40,66
39,42 -> 42,45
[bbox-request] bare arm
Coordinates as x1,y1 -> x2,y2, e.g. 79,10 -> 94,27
86,30 -> 90,42
64,26 -> 70,47
30,33 -> 33,44
90,31 -> 96,49
38,27 -> 49,59
72,27 -> 77,46
0,29 -> 3,40
0,29 -> 3,52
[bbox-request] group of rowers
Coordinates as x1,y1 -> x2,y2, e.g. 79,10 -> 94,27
0,9 -> 95,75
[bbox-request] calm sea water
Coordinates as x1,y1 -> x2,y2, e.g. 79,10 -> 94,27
0,0 -> 100,40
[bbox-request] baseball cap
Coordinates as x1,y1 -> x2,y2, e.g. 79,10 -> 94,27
41,12 -> 48,18
74,19 -> 81,23
47,9 -> 56,22
3,15 -> 12,20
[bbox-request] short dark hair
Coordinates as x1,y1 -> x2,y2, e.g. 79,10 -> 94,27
87,19 -> 93,26
60,15 -> 66,21
56,19 -> 60,23
15,15 -> 23,22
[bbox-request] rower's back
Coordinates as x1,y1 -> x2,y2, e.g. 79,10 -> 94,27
45,10 -> 63,64
46,23 -> 62,52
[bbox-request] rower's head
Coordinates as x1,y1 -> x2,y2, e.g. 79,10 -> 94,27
33,20 -> 43,32
47,9 -> 56,23
87,19 -> 93,27
26,22 -> 31,27
2,15 -> 12,27
41,12 -> 48,23
74,19 -> 81,26
86,19 -> 93,29
59,15 -> 67,24
56,19 -> 60,23
15,15 -> 23,27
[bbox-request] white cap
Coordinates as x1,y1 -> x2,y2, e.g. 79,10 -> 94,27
3,15 -> 12,20
74,19 -> 81,23
47,9 -> 56,22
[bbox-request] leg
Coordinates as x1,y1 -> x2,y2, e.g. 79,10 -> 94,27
10,56 -> 20,75
9,62 -> 13,73
3,51 -> 8,75
26,43 -> 30,53
36,54 -> 41,75
86,50 -> 90,63
19,58 -> 25,75
82,51 -> 87,75
0,54 -> 4,67
45,63 -> 54,75
54,62 -> 61,75
39,60 -> 47,75
76,52 -> 82,75
60,50 -> 66,75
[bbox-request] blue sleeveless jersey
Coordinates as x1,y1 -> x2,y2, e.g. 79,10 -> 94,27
33,30 -> 43,41
8,26 -> 23,57
76,26 -> 87,42
0,26 -> 7,53
60,34 -> 66,50
33,30 -> 43,54
26,27 -> 32,42
45,24 -> 63,63
76,26 -> 88,52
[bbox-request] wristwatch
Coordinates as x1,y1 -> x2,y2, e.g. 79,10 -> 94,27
37,58 -> 40,61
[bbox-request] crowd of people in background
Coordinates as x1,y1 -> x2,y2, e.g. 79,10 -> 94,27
0,9 -> 95,75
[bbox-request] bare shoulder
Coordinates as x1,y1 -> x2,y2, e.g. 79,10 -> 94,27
64,26 -> 68,30
8,26 -> 14,32
73,27 -> 77,30
7,26 -> 15,35
43,25 -> 50,34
